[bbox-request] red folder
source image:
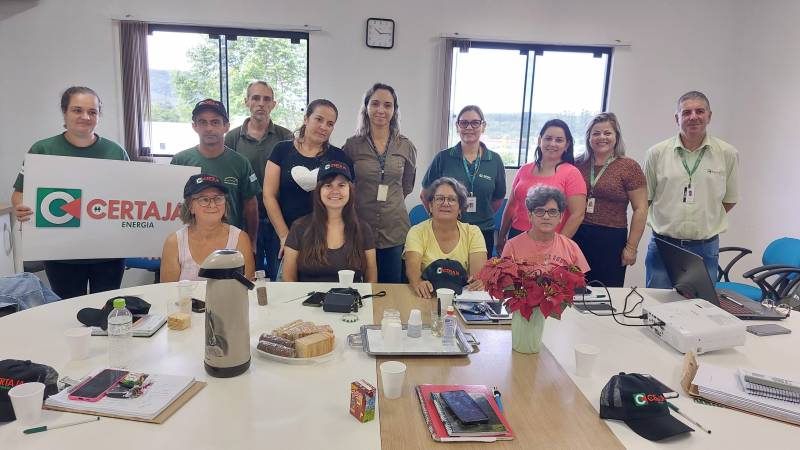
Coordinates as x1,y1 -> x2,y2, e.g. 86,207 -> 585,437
415,384 -> 515,442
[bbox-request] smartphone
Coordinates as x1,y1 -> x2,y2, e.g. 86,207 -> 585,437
484,301 -> 511,319
746,324 -> 791,336
642,374 -> 678,399
191,298 -> 206,313
440,390 -> 489,425
68,369 -> 129,402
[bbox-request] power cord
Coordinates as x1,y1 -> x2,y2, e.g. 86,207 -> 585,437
574,282 -> 663,327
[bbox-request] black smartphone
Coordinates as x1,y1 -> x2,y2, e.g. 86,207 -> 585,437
440,390 -> 489,425
191,298 -> 206,313
302,292 -> 325,307
68,369 -> 129,402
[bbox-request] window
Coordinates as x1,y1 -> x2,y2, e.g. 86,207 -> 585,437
446,42 -> 612,167
147,25 -> 308,156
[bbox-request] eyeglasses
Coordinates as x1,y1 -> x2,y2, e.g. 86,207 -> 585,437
532,208 -> 561,217
194,119 -> 224,127
433,195 -> 459,205
457,120 -> 484,129
193,195 -> 226,207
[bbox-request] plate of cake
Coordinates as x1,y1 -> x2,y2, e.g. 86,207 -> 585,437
255,320 -> 337,365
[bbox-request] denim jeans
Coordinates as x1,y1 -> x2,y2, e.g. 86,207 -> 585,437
257,217 -> 281,281
0,272 -> 61,312
376,245 -> 404,283
645,234 -> 719,289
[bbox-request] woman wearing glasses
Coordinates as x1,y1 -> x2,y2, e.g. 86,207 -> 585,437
496,119 -> 586,255
573,113 -> 647,287
404,177 -> 487,298
343,83 -> 417,283
161,174 -> 255,282
502,185 -> 589,273
421,105 -> 506,253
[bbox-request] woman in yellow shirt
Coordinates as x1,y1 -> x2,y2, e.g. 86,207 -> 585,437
404,177 -> 487,298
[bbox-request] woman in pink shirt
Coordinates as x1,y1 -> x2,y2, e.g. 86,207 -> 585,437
502,185 -> 589,273
496,119 -> 587,255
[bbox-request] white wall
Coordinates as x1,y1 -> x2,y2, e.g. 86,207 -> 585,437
1,0 -> 795,288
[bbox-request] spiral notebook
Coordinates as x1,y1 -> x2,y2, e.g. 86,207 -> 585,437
738,369 -> 800,404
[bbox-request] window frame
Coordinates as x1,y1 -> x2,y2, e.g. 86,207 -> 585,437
446,40 -> 613,169
146,24 -> 309,157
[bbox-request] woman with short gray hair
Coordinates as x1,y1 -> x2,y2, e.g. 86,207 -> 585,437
501,185 -> 590,273
404,177 -> 487,298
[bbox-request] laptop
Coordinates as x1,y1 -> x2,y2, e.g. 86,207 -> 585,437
655,238 -> 786,320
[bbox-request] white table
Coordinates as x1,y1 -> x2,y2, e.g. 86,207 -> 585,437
542,288 -> 800,448
0,282 -> 381,449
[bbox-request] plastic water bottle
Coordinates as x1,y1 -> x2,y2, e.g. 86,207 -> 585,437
108,298 -> 133,368
442,306 -> 457,346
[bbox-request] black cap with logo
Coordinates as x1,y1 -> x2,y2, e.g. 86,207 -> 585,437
422,259 -> 469,294
317,160 -> 353,182
600,372 -> 693,441
183,174 -> 230,198
192,98 -> 229,122
0,359 -> 59,422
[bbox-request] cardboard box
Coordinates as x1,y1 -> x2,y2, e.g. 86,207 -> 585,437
350,379 -> 376,422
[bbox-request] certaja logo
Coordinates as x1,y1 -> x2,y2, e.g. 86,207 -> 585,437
36,187 -> 82,227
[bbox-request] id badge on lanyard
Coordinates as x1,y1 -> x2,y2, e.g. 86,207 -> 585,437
466,195 -> 477,213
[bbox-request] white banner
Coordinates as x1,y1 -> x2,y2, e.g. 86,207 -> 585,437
21,155 -> 200,260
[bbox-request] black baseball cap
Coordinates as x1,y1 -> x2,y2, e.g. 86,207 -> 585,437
184,174 -> 230,198
192,98 -> 229,122
600,372 -> 693,441
422,259 -> 468,294
0,359 -> 59,422
77,296 -> 152,330
317,160 -> 353,182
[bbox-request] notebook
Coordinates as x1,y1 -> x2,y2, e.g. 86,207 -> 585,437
90,314 -> 167,337
738,369 -> 800,404
415,384 -> 514,442
430,392 -> 509,437
692,363 -> 800,426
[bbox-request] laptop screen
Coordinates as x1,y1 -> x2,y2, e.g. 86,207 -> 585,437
654,238 -> 720,305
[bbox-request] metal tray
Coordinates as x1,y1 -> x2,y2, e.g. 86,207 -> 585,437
347,324 -> 479,356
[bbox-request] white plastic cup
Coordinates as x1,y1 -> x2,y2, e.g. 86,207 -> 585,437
338,270 -> 355,286
8,382 -> 45,425
436,288 -> 455,312
574,343 -> 600,377
64,327 -> 92,360
384,322 -> 403,351
380,361 -> 407,399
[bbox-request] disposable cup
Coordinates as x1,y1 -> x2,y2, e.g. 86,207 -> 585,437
436,288 -> 455,312
64,327 -> 92,360
8,382 -> 45,425
338,270 -> 355,286
380,361 -> 407,399
574,343 -> 600,377
384,322 -> 403,351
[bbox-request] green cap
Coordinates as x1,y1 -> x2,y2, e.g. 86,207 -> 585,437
113,298 -> 126,308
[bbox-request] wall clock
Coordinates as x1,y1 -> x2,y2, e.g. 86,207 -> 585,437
366,18 -> 395,49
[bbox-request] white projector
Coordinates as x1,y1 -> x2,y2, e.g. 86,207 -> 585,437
643,299 -> 746,354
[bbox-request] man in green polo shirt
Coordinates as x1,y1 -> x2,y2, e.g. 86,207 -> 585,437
171,99 -> 260,251
644,91 -> 739,288
224,81 -> 293,278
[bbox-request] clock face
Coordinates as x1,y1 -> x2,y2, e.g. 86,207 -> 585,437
366,18 -> 394,49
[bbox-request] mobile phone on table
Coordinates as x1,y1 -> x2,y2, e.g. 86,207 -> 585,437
484,301 -> 511,319
68,369 -> 129,402
440,390 -> 489,425
191,298 -> 206,313
642,374 -> 678,399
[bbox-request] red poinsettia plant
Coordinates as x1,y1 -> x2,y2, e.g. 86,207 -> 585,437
476,257 -> 586,321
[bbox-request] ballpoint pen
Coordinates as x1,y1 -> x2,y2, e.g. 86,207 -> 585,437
493,386 -> 504,413
24,416 -> 100,434
667,402 -> 711,434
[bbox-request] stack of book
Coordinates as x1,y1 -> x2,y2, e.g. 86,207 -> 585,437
415,384 -> 514,442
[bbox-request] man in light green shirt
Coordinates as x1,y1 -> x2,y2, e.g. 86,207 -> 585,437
644,91 -> 739,288
224,81 -> 293,278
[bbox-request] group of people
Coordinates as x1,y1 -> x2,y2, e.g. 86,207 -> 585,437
11,83 -> 737,301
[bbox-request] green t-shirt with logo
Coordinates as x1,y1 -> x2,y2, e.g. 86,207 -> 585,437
170,146 -> 260,228
13,133 -> 129,191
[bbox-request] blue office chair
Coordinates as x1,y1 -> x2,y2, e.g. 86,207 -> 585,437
716,237 -> 800,301
125,258 -> 161,283
408,204 -> 429,226
491,199 -> 508,256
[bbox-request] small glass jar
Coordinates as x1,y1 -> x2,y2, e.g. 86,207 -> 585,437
381,308 -> 402,339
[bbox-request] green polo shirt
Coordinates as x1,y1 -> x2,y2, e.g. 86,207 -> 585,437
421,143 -> 506,231
645,133 -> 739,239
224,118 -> 293,187
171,146 -> 261,229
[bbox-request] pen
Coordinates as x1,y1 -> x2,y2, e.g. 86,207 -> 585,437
24,416 -> 100,434
493,386 -> 504,413
667,402 -> 711,434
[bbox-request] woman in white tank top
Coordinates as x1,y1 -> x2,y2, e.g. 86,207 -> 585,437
160,174 -> 255,282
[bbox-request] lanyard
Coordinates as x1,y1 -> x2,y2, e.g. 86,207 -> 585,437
369,136 -> 390,183
679,147 -> 707,185
588,156 -> 615,195
461,148 -> 482,195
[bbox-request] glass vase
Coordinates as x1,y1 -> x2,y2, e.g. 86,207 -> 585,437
511,309 -> 545,354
